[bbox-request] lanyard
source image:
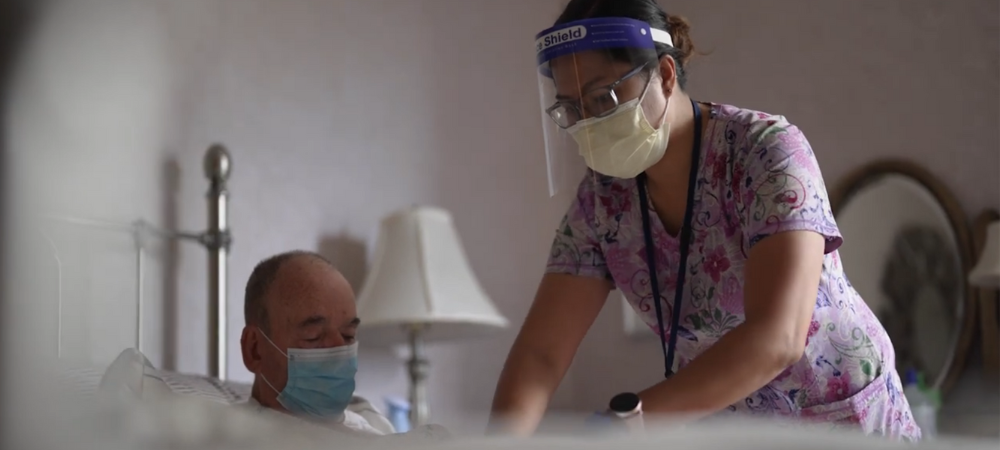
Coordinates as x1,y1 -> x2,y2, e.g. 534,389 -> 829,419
636,99 -> 702,379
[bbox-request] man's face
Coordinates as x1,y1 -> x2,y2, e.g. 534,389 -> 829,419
241,256 -> 359,411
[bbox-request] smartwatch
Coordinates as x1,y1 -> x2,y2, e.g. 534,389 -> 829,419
608,392 -> 644,432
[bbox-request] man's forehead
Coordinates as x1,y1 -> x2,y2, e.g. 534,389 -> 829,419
265,255 -> 356,328
267,296 -> 357,333
269,295 -> 355,317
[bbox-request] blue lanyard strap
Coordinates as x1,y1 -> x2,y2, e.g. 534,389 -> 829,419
636,99 -> 703,378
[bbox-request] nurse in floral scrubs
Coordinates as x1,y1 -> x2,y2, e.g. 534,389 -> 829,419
489,0 -> 919,441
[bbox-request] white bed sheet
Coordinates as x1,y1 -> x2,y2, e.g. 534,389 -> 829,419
11,389 -> 999,450
36,350 -> 997,450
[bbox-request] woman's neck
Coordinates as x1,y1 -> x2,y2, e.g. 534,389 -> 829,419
644,91 -> 696,192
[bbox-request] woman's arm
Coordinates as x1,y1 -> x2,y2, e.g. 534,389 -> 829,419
488,273 -> 614,436
637,230 -> 825,417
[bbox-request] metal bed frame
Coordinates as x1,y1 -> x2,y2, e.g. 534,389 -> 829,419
44,145 -> 233,380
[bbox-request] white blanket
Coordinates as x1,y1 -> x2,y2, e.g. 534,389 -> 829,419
36,350 -> 992,449
66,348 -> 451,445
241,396 -> 393,435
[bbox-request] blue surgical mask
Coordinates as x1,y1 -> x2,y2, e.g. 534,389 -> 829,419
258,332 -> 358,419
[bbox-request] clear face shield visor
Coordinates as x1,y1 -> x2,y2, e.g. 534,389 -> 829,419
535,17 -> 674,196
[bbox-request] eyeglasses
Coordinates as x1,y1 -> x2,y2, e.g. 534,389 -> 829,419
546,64 -> 651,129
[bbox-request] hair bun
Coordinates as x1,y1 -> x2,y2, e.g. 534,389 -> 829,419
665,13 -> 695,65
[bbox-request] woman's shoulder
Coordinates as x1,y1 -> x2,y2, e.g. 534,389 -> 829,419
709,103 -> 804,149
710,102 -> 793,130
707,103 -> 815,175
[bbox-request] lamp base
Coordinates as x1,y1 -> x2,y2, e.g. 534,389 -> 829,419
406,324 -> 429,427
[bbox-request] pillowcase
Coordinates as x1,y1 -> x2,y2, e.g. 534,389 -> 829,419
55,364 -> 106,398
151,370 -> 250,404
98,347 -> 173,400
97,348 -> 258,404
95,348 -> 453,443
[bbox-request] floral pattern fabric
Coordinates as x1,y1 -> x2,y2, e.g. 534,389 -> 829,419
546,103 -> 920,440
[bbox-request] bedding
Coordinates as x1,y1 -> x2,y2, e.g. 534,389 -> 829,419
18,388 -> 998,450
83,348 -> 450,441
92,348 -> 251,403
55,364 -> 105,397
41,349 -> 994,449
25,348 -> 452,449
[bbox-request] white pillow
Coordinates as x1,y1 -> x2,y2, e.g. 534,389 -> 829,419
55,364 -> 106,397
98,348 -> 173,400
98,348 -> 253,404
96,348 -> 432,438
152,371 -> 250,404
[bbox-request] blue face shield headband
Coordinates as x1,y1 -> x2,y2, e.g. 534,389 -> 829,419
535,17 -> 674,79
258,332 -> 358,420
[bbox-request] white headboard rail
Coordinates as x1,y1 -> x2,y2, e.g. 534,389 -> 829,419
42,145 -> 233,380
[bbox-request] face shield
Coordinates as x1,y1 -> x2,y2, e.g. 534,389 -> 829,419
535,17 -> 674,196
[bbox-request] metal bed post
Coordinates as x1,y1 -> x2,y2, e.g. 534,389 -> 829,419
43,144 -> 233,380
134,224 -> 145,354
202,144 -> 231,381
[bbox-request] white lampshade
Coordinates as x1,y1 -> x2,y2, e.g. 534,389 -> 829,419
969,221 -> 1000,288
356,206 -> 509,347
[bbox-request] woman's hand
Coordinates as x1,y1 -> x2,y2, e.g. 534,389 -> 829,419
487,273 -> 613,436
637,230 -> 825,418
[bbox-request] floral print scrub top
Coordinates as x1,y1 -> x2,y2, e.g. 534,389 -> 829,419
546,103 -> 920,440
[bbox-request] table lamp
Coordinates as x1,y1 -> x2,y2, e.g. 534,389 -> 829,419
355,206 -> 509,427
969,221 -> 1000,288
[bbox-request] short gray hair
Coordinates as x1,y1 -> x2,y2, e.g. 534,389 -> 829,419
243,250 -> 333,332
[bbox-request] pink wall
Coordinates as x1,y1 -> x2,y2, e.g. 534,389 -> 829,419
679,0 -> 999,217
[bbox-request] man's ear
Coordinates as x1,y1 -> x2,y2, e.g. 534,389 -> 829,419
657,56 -> 678,93
240,326 -> 262,374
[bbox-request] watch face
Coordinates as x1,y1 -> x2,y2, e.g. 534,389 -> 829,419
609,392 -> 641,413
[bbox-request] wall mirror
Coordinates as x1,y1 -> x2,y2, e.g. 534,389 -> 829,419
831,160 -> 976,397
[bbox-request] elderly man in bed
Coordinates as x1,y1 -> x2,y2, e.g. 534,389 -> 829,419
239,250 -> 446,439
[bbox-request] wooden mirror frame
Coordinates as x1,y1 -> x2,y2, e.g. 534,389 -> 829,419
973,209 -> 999,379
830,159 -> 977,397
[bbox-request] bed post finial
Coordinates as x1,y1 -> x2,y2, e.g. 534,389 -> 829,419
204,143 -> 231,380
204,143 -> 231,181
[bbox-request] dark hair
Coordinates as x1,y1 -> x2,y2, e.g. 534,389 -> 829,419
555,0 -> 696,89
244,250 -> 333,332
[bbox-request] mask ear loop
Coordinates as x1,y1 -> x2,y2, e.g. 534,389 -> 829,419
260,373 -> 281,396
256,328 -> 288,395
257,329 -> 290,357
641,65 -> 671,131
655,89 -> 671,131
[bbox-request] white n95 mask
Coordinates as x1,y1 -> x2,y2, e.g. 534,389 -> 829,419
568,93 -> 670,179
